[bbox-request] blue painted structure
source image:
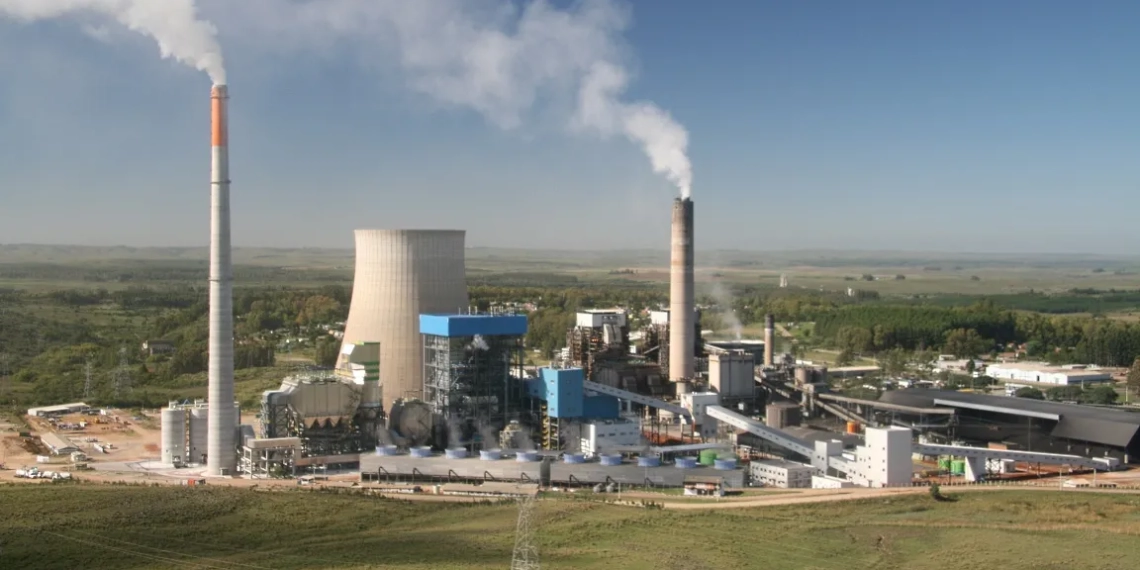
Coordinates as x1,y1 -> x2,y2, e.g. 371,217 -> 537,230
419,314 -> 528,338
528,367 -> 620,420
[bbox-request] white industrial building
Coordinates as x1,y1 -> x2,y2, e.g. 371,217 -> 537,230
846,426 -> 914,488
811,475 -> 856,489
749,459 -> 814,488
679,392 -> 720,438
338,229 -> 468,412
40,432 -> 79,455
580,419 -> 641,456
986,363 -> 1113,386
708,351 -> 755,399
27,402 -> 89,417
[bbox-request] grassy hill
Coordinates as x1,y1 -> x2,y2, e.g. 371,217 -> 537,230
1,485 -> 1138,569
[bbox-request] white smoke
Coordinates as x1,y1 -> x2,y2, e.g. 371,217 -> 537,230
212,0 -> 692,197
470,334 -> 490,351
709,280 -> 742,341
0,0 -> 226,83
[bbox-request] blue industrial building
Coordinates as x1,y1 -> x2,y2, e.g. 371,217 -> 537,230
528,367 -> 621,420
419,314 -> 529,338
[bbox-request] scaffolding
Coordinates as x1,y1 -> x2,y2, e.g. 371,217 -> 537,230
423,332 -> 525,450
567,324 -> 630,380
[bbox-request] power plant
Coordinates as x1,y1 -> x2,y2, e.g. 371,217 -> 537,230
149,111 -> 1129,492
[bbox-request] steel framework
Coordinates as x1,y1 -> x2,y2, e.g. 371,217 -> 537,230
423,332 -> 525,449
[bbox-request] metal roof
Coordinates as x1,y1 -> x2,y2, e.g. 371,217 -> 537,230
881,389 -> 1140,448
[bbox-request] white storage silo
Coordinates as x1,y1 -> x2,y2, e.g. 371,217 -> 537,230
160,408 -> 187,465
188,406 -> 209,465
339,229 -> 468,411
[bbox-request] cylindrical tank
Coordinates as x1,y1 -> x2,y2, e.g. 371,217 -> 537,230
338,229 -> 469,411
675,457 -> 698,469
600,454 -> 623,466
951,459 -> 966,475
376,445 -> 399,456
562,453 -> 585,464
699,449 -> 718,466
794,367 -> 811,386
411,446 -> 433,458
160,408 -> 187,465
516,451 -> 539,462
480,449 -> 503,461
713,458 -> 737,470
846,421 -> 860,434
188,406 -> 208,465
637,456 -> 661,468
445,448 -> 468,459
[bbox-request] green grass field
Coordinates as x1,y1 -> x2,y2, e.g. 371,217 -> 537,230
1,485 -> 1138,569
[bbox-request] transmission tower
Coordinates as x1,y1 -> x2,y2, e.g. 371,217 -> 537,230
83,359 -> 93,399
112,347 -> 132,398
510,493 -> 540,570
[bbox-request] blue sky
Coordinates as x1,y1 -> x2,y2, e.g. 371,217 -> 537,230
1,0 -> 1138,253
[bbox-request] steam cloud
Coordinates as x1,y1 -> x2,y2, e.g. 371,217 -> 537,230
216,0 -> 692,196
0,0 -> 226,84
709,280 -> 743,341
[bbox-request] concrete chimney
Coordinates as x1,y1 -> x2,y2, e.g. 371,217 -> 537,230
207,84 -> 236,476
764,314 -> 775,366
669,197 -> 695,382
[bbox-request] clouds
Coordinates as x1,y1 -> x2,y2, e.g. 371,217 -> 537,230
206,0 -> 692,195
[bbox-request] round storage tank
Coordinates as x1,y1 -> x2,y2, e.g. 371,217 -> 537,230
516,451 -> 539,463
187,407 -> 208,465
480,448 -> 503,461
160,408 -> 187,465
675,457 -> 698,469
637,456 -> 661,468
563,453 -> 585,464
713,458 -> 738,470
411,446 -> 433,458
698,449 -> 718,466
600,454 -> 623,467
445,448 -> 468,459
376,445 -> 399,456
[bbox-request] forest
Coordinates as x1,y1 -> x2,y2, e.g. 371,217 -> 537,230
4,268 -> 1140,407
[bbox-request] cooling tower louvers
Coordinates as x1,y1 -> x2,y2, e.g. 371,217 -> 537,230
339,230 -> 469,412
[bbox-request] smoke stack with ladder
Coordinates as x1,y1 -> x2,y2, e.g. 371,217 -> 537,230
207,84 -> 237,476
669,197 -> 695,385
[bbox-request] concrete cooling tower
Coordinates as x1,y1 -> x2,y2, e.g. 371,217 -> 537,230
339,230 -> 469,411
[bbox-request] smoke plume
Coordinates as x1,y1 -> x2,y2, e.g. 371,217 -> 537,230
709,280 -> 743,341
216,0 -> 692,196
0,0 -> 226,83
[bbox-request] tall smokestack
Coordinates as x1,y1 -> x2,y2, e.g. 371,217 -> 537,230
669,197 -> 695,382
764,314 -> 775,366
207,84 -> 236,476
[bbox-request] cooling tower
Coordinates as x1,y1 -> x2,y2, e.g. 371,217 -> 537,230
764,313 -> 775,366
207,84 -> 237,476
669,197 -> 695,382
340,230 -> 468,411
